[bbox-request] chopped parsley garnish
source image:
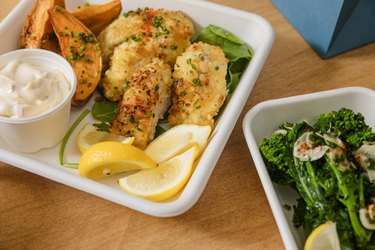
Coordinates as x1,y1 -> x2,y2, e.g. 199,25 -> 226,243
77,32 -> 95,43
186,58 -> 197,70
130,34 -> 141,42
124,80 -> 130,89
192,78 -> 202,86
151,15 -> 170,37
152,16 -> 164,27
69,45 -> 85,61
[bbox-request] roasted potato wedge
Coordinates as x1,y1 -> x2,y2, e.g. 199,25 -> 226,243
49,6 -> 102,107
19,0 -> 65,51
72,0 -> 122,36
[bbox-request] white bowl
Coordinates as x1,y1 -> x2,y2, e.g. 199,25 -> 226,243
0,49 -> 77,153
0,0 -> 274,217
242,86 -> 375,250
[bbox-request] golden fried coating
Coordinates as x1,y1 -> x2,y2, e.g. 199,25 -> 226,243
97,14 -> 144,69
98,8 -> 195,101
168,42 -> 228,128
109,58 -> 173,149
101,40 -> 156,101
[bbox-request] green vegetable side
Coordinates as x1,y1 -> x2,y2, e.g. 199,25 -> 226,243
259,108 -> 375,249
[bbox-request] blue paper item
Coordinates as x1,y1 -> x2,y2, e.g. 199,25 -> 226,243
271,0 -> 375,58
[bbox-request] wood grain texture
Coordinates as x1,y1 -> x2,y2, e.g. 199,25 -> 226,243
2,0 -> 375,249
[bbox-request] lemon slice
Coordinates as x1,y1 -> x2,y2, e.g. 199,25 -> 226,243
304,221 -> 340,250
78,141 -> 156,180
118,145 -> 199,201
145,124 -> 211,163
76,123 -> 134,154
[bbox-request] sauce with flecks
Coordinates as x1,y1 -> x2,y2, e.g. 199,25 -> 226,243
0,60 -> 70,118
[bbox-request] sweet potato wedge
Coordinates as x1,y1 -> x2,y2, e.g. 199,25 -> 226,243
72,0 -> 122,35
19,0 -> 65,51
49,6 -> 102,107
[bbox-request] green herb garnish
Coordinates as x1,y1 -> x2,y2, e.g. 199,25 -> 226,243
59,109 -> 90,168
92,98 -> 118,122
91,98 -> 118,132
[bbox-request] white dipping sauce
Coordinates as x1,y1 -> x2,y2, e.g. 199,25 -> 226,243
0,60 -> 70,118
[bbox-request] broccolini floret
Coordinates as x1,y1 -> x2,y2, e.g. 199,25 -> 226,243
314,108 -> 375,149
259,108 -> 375,249
259,133 -> 294,185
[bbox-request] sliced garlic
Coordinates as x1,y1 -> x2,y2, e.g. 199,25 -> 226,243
359,204 -> 375,230
293,132 -> 329,161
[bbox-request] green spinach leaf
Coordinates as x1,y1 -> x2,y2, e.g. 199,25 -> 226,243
92,98 -> 118,123
91,98 -> 118,132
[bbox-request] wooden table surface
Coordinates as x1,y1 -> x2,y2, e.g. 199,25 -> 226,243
2,0 -> 375,249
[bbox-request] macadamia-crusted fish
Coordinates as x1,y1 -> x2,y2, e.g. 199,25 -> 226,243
109,58 -> 172,149
98,8 -> 195,101
101,40 -> 156,101
168,42 -> 228,128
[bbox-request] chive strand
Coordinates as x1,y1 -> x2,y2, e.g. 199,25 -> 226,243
59,109 -> 90,166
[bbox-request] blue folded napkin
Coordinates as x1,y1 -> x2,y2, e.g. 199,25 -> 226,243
271,0 -> 375,58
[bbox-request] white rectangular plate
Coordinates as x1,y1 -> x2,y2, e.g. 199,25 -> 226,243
0,0 -> 274,217
242,87 -> 375,249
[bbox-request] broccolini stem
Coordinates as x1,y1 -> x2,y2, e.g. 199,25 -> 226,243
293,159 -> 316,207
359,176 -> 365,209
292,159 -> 326,209
326,156 -> 372,246
305,161 -> 326,207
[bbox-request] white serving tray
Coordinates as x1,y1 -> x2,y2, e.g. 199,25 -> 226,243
0,0 -> 275,217
243,87 -> 375,249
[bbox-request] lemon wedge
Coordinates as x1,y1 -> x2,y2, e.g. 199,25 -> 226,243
76,123 -> 134,154
78,141 -> 156,180
304,221 -> 340,250
118,145 -> 199,201
145,124 -> 211,163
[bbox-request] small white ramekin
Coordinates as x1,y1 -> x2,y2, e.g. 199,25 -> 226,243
0,49 -> 77,153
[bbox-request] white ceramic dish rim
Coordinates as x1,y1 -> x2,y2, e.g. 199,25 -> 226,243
242,86 -> 375,250
0,0 -> 275,217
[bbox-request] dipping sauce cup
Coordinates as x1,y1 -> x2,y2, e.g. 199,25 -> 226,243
0,49 -> 77,153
